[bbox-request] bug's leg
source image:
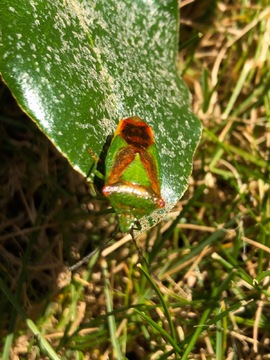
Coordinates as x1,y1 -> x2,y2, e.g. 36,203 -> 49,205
132,220 -> 142,231
88,148 -> 99,163
88,149 -> 105,181
69,247 -> 100,271
130,227 -> 149,269
86,148 -> 105,196
85,160 -> 97,196
69,225 -> 120,271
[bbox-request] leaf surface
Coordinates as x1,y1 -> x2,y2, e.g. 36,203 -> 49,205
0,0 -> 202,231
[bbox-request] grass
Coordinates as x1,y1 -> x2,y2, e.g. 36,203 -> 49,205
1,0 -> 270,359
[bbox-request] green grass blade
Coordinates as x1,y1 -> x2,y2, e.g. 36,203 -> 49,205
101,259 -> 124,360
133,308 -> 182,354
138,264 -> 178,343
0,276 -> 61,360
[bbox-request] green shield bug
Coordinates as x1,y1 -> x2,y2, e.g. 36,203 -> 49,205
102,116 -> 165,233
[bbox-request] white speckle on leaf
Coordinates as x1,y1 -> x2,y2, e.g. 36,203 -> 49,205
19,72 -> 50,130
45,63 -> 51,72
77,123 -> 92,130
185,120 -> 191,128
98,118 -> 116,136
161,147 -> 176,158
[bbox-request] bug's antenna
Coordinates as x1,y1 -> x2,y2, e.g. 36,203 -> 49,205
69,225 -> 119,271
130,228 -> 149,269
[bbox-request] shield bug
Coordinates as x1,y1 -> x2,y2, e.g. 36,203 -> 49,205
102,116 -> 165,233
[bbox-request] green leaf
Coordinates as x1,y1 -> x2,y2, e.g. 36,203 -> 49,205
0,0 -> 202,231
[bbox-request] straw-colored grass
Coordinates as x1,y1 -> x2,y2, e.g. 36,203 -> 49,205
0,1 -> 269,359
